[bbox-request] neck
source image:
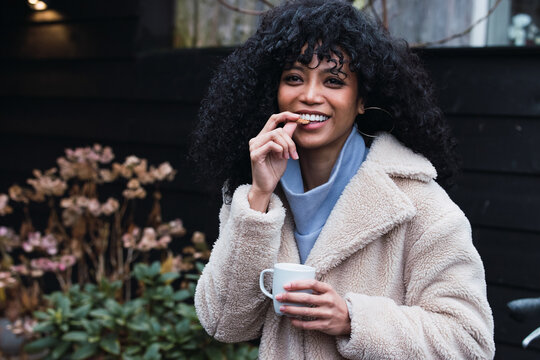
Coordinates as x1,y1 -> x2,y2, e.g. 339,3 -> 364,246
298,142 -> 343,192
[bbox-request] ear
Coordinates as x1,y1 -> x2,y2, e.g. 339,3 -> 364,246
357,98 -> 365,115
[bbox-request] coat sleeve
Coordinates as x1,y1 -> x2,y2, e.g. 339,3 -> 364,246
194,185 -> 285,343
336,210 -> 495,360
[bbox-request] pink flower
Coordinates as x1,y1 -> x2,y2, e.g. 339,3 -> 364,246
0,271 -> 17,288
23,232 -> 41,252
87,198 -> 101,216
57,157 -> 77,180
58,255 -> 76,271
156,235 -> 171,249
27,170 -> 68,197
99,169 -> 118,182
151,162 -> 176,181
31,258 -> 57,272
122,227 -> 140,248
101,198 -> 119,216
99,146 -> 114,163
0,194 -> 13,216
22,232 -> 58,255
42,234 -> 58,255
137,227 -> 157,251
124,156 -> 141,167
11,264 -> 29,276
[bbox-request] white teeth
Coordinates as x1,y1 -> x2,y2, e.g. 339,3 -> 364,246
299,114 -> 329,122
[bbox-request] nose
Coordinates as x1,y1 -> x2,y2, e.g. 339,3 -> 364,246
299,79 -> 323,105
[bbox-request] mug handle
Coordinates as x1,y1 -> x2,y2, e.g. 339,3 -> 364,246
259,268 -> 274,299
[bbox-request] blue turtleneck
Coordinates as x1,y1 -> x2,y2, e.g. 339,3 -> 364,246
280,128 -> 368,263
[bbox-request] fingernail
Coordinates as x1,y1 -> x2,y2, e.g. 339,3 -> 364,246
276,294 -> 283,301
280,306 -> 285,312
284,282 -> 292,290
292,151 -> 299,160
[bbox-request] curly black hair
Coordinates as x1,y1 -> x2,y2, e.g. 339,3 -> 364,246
190,0 -> 458,199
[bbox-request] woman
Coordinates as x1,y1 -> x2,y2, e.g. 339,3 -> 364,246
192,0 -> 495,358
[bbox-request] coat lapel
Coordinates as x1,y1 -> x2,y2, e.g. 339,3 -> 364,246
304,162 -> 416,274
304,133 -> 436,275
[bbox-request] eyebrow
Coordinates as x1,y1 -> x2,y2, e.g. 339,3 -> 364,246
288,64 -> 347,75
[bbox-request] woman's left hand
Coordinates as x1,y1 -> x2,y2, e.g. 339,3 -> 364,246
276,279 -> 351,336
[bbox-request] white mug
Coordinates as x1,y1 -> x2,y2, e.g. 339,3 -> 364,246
259,263 -> 316,315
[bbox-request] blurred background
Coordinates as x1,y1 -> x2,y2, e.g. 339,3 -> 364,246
0,0 -> 539,358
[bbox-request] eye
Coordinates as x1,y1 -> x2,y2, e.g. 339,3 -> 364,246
283,74 -> 303,84
326,77 -> 345,87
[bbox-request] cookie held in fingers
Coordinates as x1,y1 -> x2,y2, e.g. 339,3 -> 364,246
296,118 -> 310,125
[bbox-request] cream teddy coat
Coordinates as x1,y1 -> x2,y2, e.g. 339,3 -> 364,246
195,133 -> 495,359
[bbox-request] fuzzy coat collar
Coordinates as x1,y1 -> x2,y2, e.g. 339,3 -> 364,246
278,133 -> 438,275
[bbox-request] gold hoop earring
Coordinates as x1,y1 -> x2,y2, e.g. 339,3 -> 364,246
357,106 -> 395,138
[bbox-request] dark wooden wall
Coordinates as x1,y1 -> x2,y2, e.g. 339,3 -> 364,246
1,1 -> 539,358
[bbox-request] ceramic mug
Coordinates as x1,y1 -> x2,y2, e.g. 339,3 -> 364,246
259,263 -> 316,315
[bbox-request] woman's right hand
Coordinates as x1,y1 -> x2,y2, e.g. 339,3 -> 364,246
248,112 -> 300,212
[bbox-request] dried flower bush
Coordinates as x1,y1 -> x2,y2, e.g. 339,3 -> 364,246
0,144 -> 257,359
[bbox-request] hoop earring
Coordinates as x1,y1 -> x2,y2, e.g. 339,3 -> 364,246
357,106 -> 395,138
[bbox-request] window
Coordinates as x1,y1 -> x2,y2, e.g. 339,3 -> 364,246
171,0 -> 540,48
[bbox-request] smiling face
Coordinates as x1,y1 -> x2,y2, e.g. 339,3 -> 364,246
277,50 -> 364,156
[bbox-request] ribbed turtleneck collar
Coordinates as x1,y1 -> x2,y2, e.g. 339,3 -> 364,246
280,128 -> 368,263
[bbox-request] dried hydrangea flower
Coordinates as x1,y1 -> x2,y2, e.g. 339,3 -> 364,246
27,170 -> 68,197
0,194 -> 13,216
101,198 -> 119,216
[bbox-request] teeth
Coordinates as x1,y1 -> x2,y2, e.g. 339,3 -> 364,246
299,114 -> 329,122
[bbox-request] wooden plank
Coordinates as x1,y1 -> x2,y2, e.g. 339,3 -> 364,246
474,227 -> 540,290
2,20 -> 138,59
0,48 -> 231,101
448,115 -> 540,174
128,48 -> 233,101
489,284 -> 540,351
0,97 -> 199,146
449,172 -> 540,232
420,48 -> 540,117
0,60 -> 137,99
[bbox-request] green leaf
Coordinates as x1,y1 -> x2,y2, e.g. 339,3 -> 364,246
133,263 -> 146,280
149,261 -> 162,277
90,308 -> 111,319
100,334 -> 121,355
24,337 -> 58,353
184,274 -> 200,281
62,331 -> 88,342
124,345 -> 142,355
143,343 -> 161,360
80,318 -> 101,334
57,295 -> 72,318
177,303 -> 197,320
33,310 -> 51,321
32,321 -> 54,333
71,343 -> 99,360
247,347 -> 259,360
160,272 -> 180,283
105,298 -> 123,316
204,346 -> 222,359
127,320 -> 150,332
195,262 -> 205,273
51,341 -> 71,360
73,303 -> 92,318
172,290 -> 191,302
149,317 -> 161,333
122,355 -> 142,360
174,319 -> 190,336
